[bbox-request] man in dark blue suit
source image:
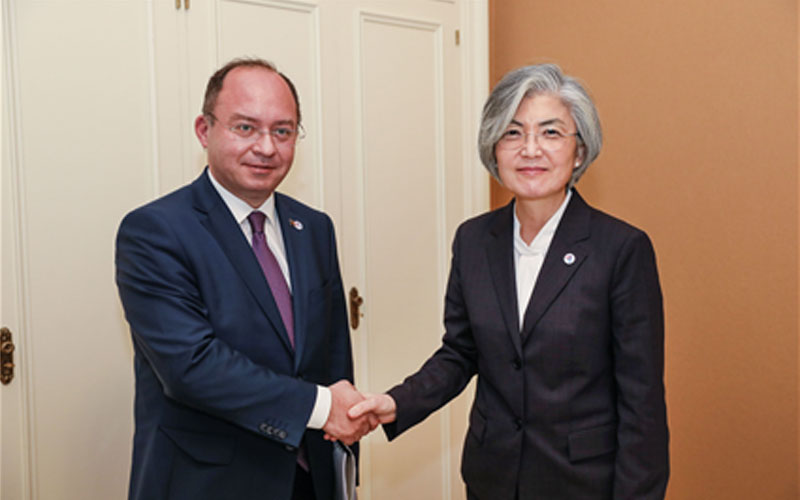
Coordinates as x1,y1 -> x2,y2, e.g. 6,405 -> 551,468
116,58 -> 368,500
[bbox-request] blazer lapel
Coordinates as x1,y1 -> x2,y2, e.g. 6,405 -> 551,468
275,194 -> 307,370
192,172 -> 294,354
486,202 -> 523,357
520,189 -> 591,340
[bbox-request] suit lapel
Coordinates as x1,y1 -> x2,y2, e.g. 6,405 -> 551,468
274,194 -> 307,370
520,189 -> 591,340
191,172 -> 294,354
486,202 -> 523,357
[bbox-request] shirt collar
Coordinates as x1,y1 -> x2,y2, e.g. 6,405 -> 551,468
207,169 -> 278,227
513,189 -> 572,256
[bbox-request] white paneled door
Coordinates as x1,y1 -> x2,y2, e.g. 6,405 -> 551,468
335,5 -> 480,499
1,1 -> 487,499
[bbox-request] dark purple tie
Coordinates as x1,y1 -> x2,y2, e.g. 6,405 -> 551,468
247,211 -> 294,348
248,212 -> 309,471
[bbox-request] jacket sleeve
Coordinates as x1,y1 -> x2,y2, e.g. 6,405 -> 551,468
610,230 -> 670,499
384,225 -> 478,439
115,207 -> 317,448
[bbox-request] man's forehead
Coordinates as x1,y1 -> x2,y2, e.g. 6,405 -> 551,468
221,66 -> 283,93
216,67 -> 296,118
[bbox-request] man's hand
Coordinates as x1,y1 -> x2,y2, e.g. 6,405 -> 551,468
347,393 -> 397,425
322,380 -> 376,445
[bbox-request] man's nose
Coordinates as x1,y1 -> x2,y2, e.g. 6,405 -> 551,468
251,131 -> 277,156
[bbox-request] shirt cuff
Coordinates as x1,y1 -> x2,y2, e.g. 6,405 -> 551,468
307,385 -> 332,429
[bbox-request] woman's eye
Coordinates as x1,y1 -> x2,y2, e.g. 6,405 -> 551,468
542,128 -> 564,138
504,129 -> 522,138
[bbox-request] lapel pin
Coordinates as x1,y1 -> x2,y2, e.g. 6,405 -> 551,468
563,252 -> 576,265
289,219 -> 303,231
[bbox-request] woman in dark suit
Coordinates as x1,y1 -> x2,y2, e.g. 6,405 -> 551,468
349,64 -> 669,499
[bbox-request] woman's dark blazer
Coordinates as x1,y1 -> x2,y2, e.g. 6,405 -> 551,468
384,189 -> 669,499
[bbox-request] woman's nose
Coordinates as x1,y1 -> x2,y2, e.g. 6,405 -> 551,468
520,132 -> 542,156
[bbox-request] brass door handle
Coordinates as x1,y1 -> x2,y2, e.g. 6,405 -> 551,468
1,327 -> 15,385
349,287 -> 364,330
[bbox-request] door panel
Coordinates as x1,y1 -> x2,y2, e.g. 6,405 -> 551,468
2,1 -> 155,498
360,13 -> 450,499
335,2 -> 477,499
217,0 -> 324,207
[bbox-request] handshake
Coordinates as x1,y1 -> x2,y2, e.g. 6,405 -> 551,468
321,380 -> 397,445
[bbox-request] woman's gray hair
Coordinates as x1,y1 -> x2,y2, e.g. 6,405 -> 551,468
478,64 -> 602,187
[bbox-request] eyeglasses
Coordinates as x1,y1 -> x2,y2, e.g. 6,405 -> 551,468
206,113 -> 305,144
496,127 -> 579,152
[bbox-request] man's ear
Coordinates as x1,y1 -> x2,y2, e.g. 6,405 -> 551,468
195,115 -> 210,148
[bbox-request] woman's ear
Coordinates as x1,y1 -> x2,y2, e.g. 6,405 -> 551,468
574,147 -> 585,168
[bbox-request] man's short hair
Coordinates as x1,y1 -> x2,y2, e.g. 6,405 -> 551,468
202,57 -> 302,125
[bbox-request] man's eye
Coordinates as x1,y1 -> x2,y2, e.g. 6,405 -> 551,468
541,128 -> 564,139
272,127 -> 294,139
232,123 -> 255,135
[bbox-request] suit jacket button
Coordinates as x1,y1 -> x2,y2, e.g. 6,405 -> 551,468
278,430 -> 288,440
259,423 -> 271,434
515,418 -> 523,430
512,359 -> 521,370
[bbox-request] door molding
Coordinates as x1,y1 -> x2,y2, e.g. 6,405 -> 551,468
2,0 -> 36,498
460,0 -> 490,218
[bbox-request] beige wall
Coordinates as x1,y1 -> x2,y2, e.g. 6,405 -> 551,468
490,1 -> 799,498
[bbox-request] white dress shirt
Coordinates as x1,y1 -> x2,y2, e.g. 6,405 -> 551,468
208,170 -> 331,429
513,190 -> 572,329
